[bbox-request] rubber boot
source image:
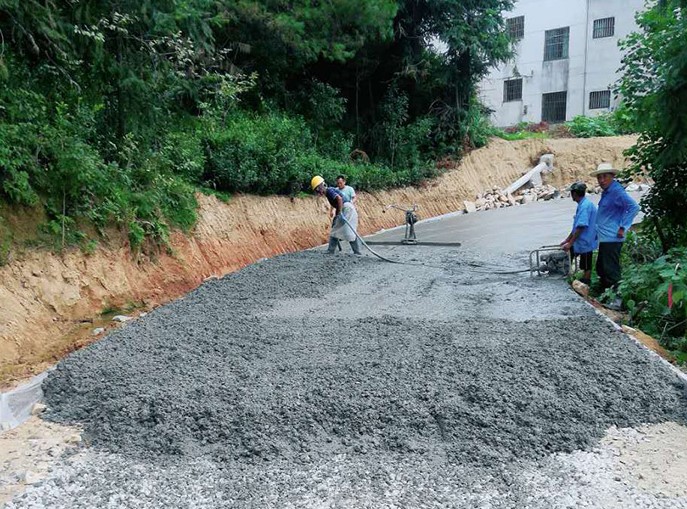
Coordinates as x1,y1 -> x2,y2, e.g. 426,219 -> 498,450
350,238 -> 362,255
326,237 -> 338,254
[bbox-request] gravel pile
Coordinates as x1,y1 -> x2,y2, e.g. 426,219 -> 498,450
43,251 -> 687,467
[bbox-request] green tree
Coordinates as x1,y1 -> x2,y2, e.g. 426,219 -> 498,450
619,0 -> 687,249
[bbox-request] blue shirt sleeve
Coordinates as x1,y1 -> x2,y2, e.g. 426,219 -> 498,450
576,202 -> 591,229
619,191 -> 640,231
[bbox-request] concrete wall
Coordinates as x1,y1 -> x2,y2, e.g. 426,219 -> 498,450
479,0 -> 645,127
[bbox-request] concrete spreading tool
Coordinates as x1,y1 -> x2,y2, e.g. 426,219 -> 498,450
364,204 -> 462,248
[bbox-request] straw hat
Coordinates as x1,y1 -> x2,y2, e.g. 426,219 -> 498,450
590,162 -> 619,177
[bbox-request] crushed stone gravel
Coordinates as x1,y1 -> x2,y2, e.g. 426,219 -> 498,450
42,250 -> 687,465
8,246 -> 685,508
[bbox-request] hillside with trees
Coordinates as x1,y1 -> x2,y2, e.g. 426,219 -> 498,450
0,0 -> 513,250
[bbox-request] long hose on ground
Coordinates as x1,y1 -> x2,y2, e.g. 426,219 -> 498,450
337,214 -> 531,274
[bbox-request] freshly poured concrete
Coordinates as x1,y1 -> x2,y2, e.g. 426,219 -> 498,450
6,195 -> 687,509
367,192 -> 643,254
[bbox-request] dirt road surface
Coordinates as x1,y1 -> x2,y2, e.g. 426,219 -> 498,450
3,196 -> 687,509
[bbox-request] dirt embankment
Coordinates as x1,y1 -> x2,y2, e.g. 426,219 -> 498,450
0,135 -> 636,385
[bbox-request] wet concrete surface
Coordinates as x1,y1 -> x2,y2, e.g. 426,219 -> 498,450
367,192 -> 643,254
7,196 -> 687,509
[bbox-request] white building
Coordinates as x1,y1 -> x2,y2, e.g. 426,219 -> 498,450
479,0 -> 646,127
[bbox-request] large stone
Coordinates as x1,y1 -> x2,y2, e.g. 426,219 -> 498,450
31,402 -> 47,415
66,433 -> 82,444
21,471 -> 43,485
572,280 -> 590,298
463,201 -> 477,213
539,153 -> 555,168
112,315 -> 131,323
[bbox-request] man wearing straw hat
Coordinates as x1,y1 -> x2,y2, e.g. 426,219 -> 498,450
591,163 -> 640,297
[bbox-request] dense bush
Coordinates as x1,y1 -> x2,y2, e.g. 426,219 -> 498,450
565,111 -> 634,138
618,0 -> 687,249
0,0 -> 515,250
203,108 -> 436,195
616,232 -> 687,361
0,85 -> 199,249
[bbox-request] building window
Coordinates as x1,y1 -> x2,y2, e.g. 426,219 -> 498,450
593,17 -> 615,38
542,91 -> 567,123
589,90 -> 611,109
544,27 -> 570,61
503,79 -> 523,102
507,16 -> 525,40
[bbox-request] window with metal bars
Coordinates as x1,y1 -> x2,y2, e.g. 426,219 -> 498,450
589,90 -> 611,109
507,16 -> 525,40
593,17 -> 615,38
542,91 -> 567,123
503,79 -> 523,102
544,27 -> 569,61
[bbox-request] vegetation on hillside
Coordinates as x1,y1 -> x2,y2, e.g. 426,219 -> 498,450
618,232 -> 687,362
596,0 -> 687,359
0,0 -> 514,250
618,0 -> 687,250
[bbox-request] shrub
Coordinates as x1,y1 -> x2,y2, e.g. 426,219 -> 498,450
566,115 -> 617,138
491,123 -> 550,141
202,108 -> 436,196
566,110 -> 635,138
203,110 -> 315,195
616,231 -> 687,359
0,89 -> 199,249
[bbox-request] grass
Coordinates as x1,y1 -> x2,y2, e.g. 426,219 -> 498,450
494,131 -> 549,141
198,186 -> 232,203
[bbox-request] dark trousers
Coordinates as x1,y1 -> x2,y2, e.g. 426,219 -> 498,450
596,242 -> 623,290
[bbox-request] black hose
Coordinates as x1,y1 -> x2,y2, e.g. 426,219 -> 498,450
338,214 -> 442,267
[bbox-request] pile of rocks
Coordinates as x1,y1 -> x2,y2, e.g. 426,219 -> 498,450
518,184 -> 559,202
462,181 -> 651,214
464,184 -> 561,213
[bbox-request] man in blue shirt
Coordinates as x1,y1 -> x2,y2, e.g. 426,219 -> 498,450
560,182 -> 598,285
592,163 -> 640,292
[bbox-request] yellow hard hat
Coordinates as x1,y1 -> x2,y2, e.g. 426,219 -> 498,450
310,175 -> 325,190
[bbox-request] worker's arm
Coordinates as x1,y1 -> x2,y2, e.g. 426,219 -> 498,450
333,195 -> 344,221
618,192 -> 640,238
561,226 -> 585,251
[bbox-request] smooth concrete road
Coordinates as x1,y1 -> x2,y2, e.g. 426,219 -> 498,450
367,192 -> 644,255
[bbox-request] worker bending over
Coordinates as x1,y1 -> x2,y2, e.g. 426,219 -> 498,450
311,175 -> 362,255
560,182 -> 597,285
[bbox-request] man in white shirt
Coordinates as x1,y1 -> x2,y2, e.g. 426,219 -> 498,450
336,175 -> 356,204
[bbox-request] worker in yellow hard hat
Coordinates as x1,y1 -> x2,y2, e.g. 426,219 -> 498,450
311,175 -> 361,255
